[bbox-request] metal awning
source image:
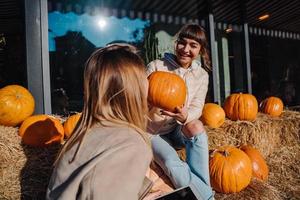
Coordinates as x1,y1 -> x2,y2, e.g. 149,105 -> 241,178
1,0 -> 300,34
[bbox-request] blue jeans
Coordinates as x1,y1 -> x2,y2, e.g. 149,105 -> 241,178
151,126 -> 214,200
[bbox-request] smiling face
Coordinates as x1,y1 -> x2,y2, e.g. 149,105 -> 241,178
175,37 -> 201,69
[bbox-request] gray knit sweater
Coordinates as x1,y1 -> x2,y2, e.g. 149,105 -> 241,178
46,122 -> 152,200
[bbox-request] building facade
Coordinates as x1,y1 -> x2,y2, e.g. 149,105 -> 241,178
1,0 -> 300,114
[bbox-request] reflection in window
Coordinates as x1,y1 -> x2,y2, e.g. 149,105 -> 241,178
48,12 -> 149,51
48,11 -> 149,115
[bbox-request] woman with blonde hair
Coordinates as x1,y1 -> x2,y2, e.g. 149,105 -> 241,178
46,44 -> 158,200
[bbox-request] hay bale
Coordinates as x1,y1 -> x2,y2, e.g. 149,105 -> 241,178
214,144 -> 300,200
0,126 -> 25,200
207,114 -> 281,158
0,110 -> 299,199
207,110 -> 300,199
214,178 -> 282,200
0,125 -> 61,200
267,145 -> 300,199
207,110 -> 300,157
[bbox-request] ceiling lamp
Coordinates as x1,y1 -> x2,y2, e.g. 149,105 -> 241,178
225,28 -> 233,33
258,14 -> 270,21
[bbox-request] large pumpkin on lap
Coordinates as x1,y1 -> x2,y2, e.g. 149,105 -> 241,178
148,71 -> 186,112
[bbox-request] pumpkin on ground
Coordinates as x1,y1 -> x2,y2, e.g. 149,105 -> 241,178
240,145 -> 269,181
63,113 -> 81,138
148,71 -> 186,112
0,85 -> 35,126
19,115 -> 64,147
209,146 -> 252,193
223,93 -> 258,121
200,103 -> 225,128
259,96 -> 284,117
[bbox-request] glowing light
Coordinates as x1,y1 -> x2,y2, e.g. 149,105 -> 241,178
98,18 -> 107,29
258,14 -> 270,21
225,28 -> 232,33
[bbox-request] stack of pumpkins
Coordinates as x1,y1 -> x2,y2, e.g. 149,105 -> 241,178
0,72 -> 285,194
204,93 -> 283,193
148,72 -> 284,194
0,85 -> 81,147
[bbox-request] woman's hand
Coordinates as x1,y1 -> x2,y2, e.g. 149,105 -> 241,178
142,191 -> 163,200
161,106 -> 188,123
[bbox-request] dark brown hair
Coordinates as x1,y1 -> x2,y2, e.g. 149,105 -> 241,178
176,24 -> 211,71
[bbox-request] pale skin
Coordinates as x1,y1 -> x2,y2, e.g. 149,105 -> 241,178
161,37 -> 205,138
142,191 -> 163,200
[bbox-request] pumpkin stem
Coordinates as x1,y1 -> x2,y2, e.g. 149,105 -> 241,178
223,150 -> 230,157
209,149 -> 218,157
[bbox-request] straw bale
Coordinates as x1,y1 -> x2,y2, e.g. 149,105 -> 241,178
214,178 -> 282,200
0,125 -> 61,200
267,145 -> 300,199
213,144 -> 300,200
0,110 -> 299,199
0,125 -> 25,200
207,110 -> 300,157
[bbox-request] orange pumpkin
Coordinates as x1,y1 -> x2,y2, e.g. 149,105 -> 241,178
259,97 -> 283,117
240,145 -> 269,181
148,71 -> 186,112
201,103 -> 225,128
0,85 -> 35,126
209,146 -> 252,193
19,115 -> 64,147
63,113 -> 81,138
223,93 -> 258,121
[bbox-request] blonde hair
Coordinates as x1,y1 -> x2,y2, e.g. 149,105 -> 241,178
57,43 -> 149,163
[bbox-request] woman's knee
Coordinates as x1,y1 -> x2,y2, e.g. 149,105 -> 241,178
182,120 -> 205,138
164,159 -> 192,187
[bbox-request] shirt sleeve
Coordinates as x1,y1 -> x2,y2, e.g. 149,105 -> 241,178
185,72 -> 209,124
146,60 -> 158,77
91,137 -> 152,200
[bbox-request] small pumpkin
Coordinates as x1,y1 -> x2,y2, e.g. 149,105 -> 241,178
209,146 -> 252,193
19,115 -> 64,147
148,71 -> 186,112
223,93 -> 258,121
0,85 -> 35,126
200,103 -> 225,128
240,145 -> 269,181
259,97 -> 283,117
63,113 -> 81,138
